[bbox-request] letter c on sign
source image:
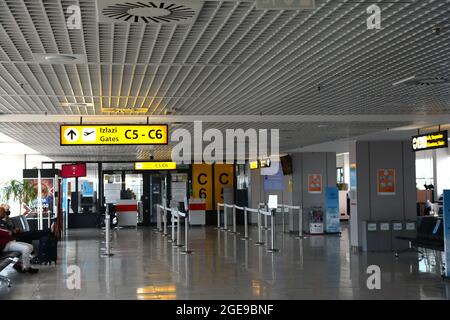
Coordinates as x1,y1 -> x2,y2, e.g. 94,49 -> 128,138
198,173 -> 207,185
219,173 -> 229,185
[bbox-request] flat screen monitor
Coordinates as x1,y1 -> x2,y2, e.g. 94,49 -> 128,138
280,155 -> 293,175
61,163 -> 87,178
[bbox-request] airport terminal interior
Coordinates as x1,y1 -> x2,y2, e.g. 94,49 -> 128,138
0,0 -> 450,300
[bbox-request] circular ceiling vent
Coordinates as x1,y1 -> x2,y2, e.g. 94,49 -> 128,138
102,2 -> 196,23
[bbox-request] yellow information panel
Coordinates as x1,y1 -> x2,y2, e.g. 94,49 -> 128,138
192,164 -> 213,211
60,124 -> 168,145
214,164 -> 234,208
134,162 -> 177,170
250,161 -> 259,169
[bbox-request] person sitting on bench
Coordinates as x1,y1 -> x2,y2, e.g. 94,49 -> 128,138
0,205 -> 51,244
0,226 -> 39,274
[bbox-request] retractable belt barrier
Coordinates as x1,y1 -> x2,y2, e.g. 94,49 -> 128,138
175,210 -> 193,255
216,203 -> 224,230
281,205 -> 304,239
259,203 -> 269,230
157,202 -> 304,256
157,205 -> 193,255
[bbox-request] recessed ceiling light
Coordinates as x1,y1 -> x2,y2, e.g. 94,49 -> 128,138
61,102 -> 94,108
44,54 -> 77,63
392,76 -> 416,86
33,53 -> 87,64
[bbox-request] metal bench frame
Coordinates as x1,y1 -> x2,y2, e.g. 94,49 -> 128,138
0,252 -> 21,288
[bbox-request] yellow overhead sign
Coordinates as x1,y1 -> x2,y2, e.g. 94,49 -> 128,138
134,162 -> 177,170
60,124 -> 168,145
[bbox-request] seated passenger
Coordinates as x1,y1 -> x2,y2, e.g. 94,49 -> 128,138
0,205 -> 51,244
0,227 -> 39,274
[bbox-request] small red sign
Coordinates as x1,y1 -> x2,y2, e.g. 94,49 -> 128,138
61,163 -> 87,178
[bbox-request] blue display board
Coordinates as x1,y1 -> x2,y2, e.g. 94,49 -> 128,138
325,187 -> 340,233
263,164 -> 285,191
81,181 -> 94,197
62,179 -> 68,215
443,190 -> 450,278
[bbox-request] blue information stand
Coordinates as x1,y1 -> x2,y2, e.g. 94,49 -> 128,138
325,187 -> 340,233
444,190 -> 450,279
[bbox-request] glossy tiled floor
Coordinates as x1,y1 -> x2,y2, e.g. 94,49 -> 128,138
1,223 -> 449,300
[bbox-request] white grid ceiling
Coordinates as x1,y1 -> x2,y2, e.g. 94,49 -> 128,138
0,0 -> 449,160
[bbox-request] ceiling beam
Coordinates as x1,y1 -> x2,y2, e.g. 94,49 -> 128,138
0,114 -> 450,124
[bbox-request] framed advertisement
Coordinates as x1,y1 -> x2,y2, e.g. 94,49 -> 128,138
377,169 -> 395,195
308,174 -> 322,194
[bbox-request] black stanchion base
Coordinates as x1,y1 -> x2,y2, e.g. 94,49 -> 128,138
180,250 -> 193,255
267,248 -> 279,253
255,242 -> 265,246
262,227 -> 270,230
175,244 -> 184,248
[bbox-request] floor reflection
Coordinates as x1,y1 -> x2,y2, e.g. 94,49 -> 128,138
0,224 -> 449,300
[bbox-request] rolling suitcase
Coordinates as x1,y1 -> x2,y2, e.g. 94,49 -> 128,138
37,233 -> 58,265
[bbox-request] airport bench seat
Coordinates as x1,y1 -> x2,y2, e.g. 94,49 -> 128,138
396,216 -> 444,257
0,251 -> 21,287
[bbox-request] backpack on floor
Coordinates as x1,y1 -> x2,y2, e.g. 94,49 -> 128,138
37,233 -> 57,265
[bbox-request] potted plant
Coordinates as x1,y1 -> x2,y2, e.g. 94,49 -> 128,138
337,183 -> 349,191
2,179 -> 37,215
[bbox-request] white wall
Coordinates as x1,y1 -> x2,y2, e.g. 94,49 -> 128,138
436,148 -> 450,197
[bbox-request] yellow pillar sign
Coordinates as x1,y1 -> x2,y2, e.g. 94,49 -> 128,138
192,164 -> 213,211
214,164 -> 234,207
60,124 -> 168,145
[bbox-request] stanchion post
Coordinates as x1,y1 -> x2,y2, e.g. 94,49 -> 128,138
281,205 -> 286,233
262,204 -> 269,230
255,209 -> 264,246
241,207 -> 250,240
221,205 -> 228,231
267,210 -> 279,253
216,203 -> 221,229
176,211 -> 184,248
101,212 -> 114,257
163,207 -> 168,237
231,206 -> 237,234
296,205 -> 305,239
181,212 -> 193,255
169,209 -> 175,243
156,206 -> 161,232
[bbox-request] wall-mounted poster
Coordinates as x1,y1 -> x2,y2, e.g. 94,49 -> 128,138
308,174 -> 322,194
26,178 -> 54,214
377,169 -> 395,195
